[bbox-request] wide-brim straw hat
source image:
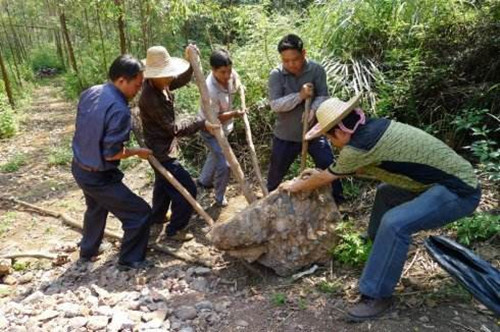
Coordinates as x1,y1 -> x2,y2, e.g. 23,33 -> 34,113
142,46 -> 190,79
305,94 -> 362,140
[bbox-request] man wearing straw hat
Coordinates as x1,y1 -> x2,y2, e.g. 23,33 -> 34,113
139,45 -> 220,241
72,55 -> 154,271
267,34 -> 344,203
281,95 -> 481,321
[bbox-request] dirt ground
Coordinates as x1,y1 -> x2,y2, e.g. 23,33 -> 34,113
0,82 -> 498,331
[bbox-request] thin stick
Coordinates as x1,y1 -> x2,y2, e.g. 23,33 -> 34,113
187,47 -> 256,204
239,86 -> 268,196
449,320 -> 479,332
1,252 -> 58,260
403,248 -> 420,277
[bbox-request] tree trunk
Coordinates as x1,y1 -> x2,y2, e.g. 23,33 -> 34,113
187,48 -> 257,204
4,1 -> 27,61
55,30 -> 65,68
0,45 -> 15,107
47,0 -> 65,68
140,1 -> 148,55
95,6 -> 108,72
0,17 -> 22,86
115,0 -> 127,54
83,7 -> 92,45
59,11 -> 78,75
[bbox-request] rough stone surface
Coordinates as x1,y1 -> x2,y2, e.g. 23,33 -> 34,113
18,272 -> 34,284
58,302 -> 81,318
108,310 -> 134,331
174,306 -> 198,321
209,171 -> 340,276
0,259 -> 12,276
68,316 -> 88,329
36,310 -> 59,322
2,275 -> 17,285
87,315 -> 109,330
0,312 -> 9,329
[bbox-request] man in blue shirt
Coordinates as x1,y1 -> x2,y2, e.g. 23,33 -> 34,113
72,55 -> 153,271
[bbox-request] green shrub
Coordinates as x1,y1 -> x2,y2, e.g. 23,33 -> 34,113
331,222 -> 372,266
0,211 -> 16,236
448,213 -> 500,246
12,261 -> 30,272
0,97 -> 16,139
30,47 -> 64,72
270,292 -> 287,306
0,153 -> 27,173
316,280 -> 340,294
453,108 -> 500,182
48,145 -> 73,166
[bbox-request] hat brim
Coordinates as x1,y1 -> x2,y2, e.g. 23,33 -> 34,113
142,57 -> 190,79
305,94 -> 362,141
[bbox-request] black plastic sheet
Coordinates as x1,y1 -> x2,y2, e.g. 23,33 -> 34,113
424,235 -> 500,316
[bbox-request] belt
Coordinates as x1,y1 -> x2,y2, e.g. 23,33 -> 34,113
73,160 -> 99,172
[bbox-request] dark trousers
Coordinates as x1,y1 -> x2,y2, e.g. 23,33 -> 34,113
267,135 -> 344,202
71,162 -> 151,264
151,159 -> 197,235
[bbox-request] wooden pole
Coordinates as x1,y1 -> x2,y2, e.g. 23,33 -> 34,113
239,86 -> 268,196
187,47 -> 256,204
147,155 -> 214,227
300,96 -> 312,172
130,107 -> 215,228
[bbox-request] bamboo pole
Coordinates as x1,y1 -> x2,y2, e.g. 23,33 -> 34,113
239,86 -> 268,196
187,47 -> 256,204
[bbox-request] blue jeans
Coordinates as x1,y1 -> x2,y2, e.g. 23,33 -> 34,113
151,159 -> 197,236
199,131 -> 230,203
71,162 -> 151,264
267,135 -> 344,202
360,183 -> 481,298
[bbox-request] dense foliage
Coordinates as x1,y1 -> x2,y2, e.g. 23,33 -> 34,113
0,0 -> 498,178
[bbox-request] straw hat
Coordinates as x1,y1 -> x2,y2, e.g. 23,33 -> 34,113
143,46 -> 190,79
305,94 -> 362,140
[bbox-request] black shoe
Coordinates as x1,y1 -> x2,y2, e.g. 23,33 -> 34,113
346,295 -> 394,322
77,255 -> 98,264
117,260 -> 155,271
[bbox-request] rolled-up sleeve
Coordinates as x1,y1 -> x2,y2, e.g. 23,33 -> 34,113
102,105 -> 130,158
268,69 -> 302,113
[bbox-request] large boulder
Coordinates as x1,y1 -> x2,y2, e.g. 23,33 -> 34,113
209,171 -> 341,276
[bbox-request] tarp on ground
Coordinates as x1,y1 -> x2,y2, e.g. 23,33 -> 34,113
424,235 -> 500,316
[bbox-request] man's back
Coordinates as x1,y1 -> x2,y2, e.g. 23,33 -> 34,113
72,83 -> 130,170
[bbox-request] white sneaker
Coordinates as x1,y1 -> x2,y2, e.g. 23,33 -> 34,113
215,197 -> 228,207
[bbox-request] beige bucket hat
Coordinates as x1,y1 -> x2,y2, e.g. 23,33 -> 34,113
305,94 -> 362,140
143,46 -> 190,79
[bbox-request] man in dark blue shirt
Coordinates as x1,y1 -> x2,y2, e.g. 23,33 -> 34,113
72,55 -> 153,271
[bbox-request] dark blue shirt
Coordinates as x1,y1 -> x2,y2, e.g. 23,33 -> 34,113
72,83 -> 130,171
